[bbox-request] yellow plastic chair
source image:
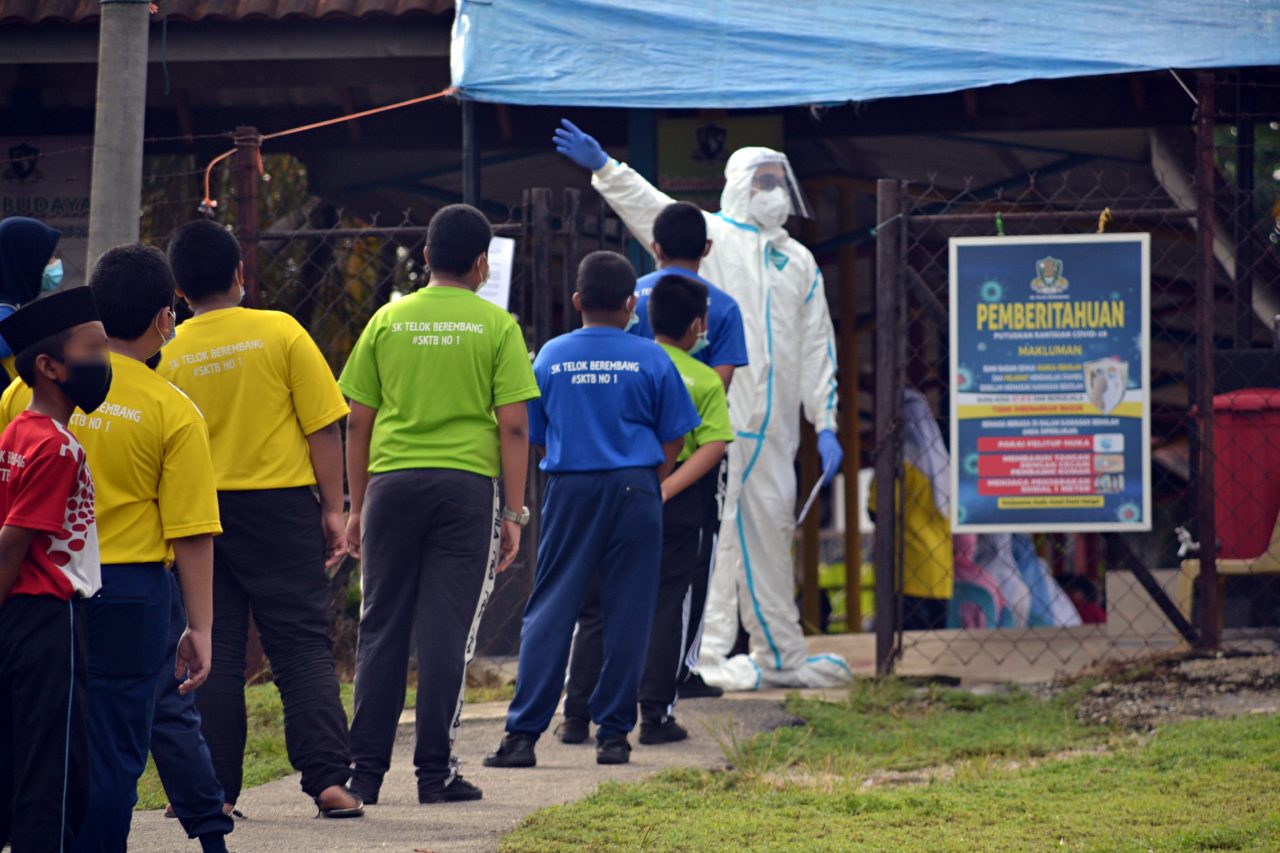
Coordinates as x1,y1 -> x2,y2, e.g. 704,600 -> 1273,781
1178,508 -> 1280,621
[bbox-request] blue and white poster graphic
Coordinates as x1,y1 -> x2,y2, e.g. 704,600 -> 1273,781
948,234 -> 1151,532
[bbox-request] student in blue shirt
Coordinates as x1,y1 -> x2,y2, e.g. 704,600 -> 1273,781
484,251 -> 700,768
630,201 -> 745,700
630,202 -> 747,390
560,274 -> 734,748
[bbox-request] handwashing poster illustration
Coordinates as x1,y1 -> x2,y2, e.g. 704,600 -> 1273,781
949,234 -> 1151,532
1084,356 -> 1128,416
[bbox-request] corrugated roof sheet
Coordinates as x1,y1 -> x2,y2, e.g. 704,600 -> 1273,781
0,0 -> 453,25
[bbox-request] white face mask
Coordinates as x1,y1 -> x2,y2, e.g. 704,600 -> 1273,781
624,311 -> 640,332
157,308 -> 177,348
748,187 -> 790,229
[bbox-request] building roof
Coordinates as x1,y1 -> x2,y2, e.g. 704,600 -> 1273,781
0,0 -> 452,26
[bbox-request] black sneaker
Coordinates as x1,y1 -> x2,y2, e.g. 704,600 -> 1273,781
678,673 -> 724,699
596,737 -> 631,765
483,734 -> 537,768
419,774 -> 483,804
556,716 -> 590,744
639,718 -> 689,745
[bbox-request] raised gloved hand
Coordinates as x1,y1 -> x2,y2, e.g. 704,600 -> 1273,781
553,119 -> 609,171
817,430 -> 843,486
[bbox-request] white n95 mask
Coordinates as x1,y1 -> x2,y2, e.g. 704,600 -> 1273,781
748,187 -> 790,229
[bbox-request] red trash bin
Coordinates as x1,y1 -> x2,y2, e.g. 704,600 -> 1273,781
1211,388 -> 1280,559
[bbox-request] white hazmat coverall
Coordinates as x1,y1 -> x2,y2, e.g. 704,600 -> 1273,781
592,149 -> 853,690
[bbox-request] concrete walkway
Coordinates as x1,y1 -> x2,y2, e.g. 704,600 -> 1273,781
127,692 -> 805,853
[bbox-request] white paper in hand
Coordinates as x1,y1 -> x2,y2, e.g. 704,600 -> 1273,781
796,459 -> 836,526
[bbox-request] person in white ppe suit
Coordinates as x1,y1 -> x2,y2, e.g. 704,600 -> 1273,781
554,120 -> 853,690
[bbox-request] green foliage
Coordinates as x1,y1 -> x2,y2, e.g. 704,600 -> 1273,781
1216,121 -> 1280,222
139,152 -> 413,375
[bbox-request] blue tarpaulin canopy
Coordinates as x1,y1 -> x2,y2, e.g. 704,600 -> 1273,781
451,0 -> 1280,108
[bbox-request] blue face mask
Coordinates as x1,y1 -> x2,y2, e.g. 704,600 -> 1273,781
689,330 -> 710,356
41,258 -> 63,293
624,311 -> 639,333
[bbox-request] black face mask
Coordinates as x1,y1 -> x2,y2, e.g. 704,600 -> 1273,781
56,360 -> 113,413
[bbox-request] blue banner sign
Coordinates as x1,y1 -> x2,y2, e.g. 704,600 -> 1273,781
949,234 -> 1151,532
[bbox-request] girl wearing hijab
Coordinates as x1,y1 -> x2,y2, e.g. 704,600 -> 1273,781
0,216 -> 63,382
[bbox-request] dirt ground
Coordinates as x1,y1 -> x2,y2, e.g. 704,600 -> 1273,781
1063,653 -> 1280,729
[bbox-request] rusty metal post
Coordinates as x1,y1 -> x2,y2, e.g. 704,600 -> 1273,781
838,187 -> 863,632
1234,74 -> 1255,348
799,426 -> 822,633
462,99 -> 480,208
562,189 -> 581,338
873,179 -> 902,673
531,188 -> 553,348
1195,73 -> 1220,650
234,126 -> 263,308
797,212 -> 824,635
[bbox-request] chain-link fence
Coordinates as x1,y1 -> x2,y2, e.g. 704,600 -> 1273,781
871,72 -> 1280,676
200,138 -> 632,662
13,70 -> 1276,682
117,134 -> 636,673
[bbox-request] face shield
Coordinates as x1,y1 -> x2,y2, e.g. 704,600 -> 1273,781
748,151 -> 813,221
720,147 -> 813,228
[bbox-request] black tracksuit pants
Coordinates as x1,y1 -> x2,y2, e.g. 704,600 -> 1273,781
0,595 -> 89,853
196,488 -> 353,804
349,469 -> 499,795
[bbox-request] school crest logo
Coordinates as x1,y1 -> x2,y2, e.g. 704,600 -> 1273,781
1030,256 -> 1068,294
3,143 -> 42,183
693,123 -> 728,163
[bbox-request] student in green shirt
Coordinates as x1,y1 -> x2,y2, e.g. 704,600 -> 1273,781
561,272 -> 734,745
339,204 -> 539,805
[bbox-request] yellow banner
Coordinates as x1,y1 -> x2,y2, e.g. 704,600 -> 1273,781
957,401 -> 1143,420
997,496 -> 1106,509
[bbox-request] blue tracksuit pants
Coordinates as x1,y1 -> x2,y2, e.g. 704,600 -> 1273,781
152,571 -> 233,841
74,564 -> 170,853
505,468 -> 663,742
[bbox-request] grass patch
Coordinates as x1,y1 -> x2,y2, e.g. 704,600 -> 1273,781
501,681 -> 1280,852
136,677 -> 512,810
466,680 -> 517,705
773,678 -> 1107,777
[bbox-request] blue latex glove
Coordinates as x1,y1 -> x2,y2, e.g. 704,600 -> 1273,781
553,119 -> 609,171
817,430 -> 843,486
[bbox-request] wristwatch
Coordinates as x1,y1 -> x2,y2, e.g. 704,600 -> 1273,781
502,506 -> 531,527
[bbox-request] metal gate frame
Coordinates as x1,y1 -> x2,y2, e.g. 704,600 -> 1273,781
870,73 -> 1242,674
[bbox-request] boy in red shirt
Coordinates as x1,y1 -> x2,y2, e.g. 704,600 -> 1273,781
0,288 -> 111,853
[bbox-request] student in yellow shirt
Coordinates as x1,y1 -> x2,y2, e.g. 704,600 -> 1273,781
0,245 -> 221,852
160,220 -> 362,819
